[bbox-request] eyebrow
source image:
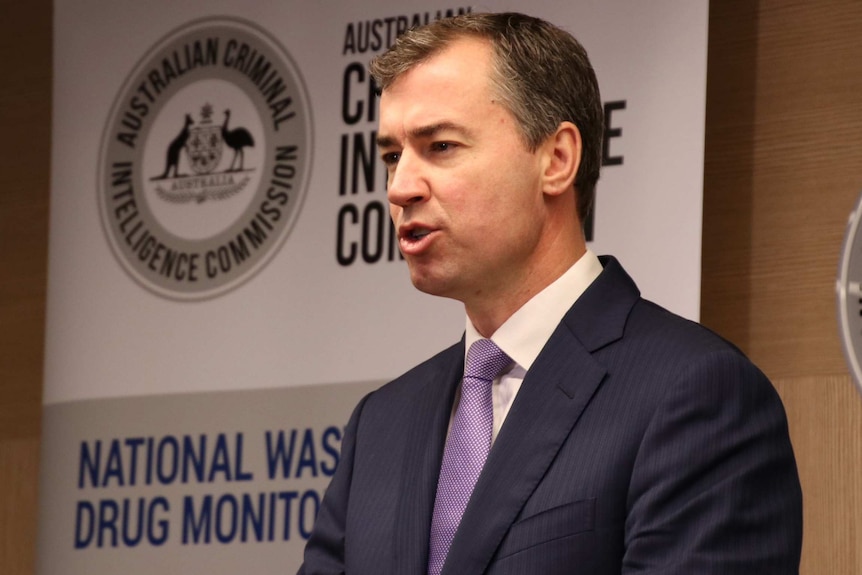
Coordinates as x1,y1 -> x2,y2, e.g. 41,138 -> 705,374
377,122 -> 472,149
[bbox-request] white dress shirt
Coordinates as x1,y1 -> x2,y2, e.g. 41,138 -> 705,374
463,249 -> 603,442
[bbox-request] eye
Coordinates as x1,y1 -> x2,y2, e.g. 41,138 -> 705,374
381,151 -> 401,166
430,142 -> 455,153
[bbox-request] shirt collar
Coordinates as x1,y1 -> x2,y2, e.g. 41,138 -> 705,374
465,249 -> 603,371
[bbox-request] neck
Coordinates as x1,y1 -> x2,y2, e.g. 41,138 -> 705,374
467,192 -> 586,337
465,244 -> 586,338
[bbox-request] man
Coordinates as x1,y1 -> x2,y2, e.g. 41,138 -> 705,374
299,12 -> 802,575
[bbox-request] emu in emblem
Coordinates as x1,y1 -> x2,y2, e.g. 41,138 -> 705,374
222,109 -> 255,172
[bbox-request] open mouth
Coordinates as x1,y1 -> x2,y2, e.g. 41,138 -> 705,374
399,225 -> 437,254
409,228 -> 431,240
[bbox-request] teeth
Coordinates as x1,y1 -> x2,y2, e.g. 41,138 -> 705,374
411,229 -> 430,240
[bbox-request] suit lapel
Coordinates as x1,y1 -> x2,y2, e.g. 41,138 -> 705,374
393,341 -> 465,574
440,256 -> 639,574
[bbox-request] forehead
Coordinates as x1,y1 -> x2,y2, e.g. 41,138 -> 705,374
379,37 -> 498,130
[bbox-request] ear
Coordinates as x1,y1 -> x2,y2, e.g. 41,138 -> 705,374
540,121 -> 581,197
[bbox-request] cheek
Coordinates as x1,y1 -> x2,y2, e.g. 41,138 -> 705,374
439,152 -> 538,223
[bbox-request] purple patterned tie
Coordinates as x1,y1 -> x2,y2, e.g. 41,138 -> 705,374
427,339 -> 512,575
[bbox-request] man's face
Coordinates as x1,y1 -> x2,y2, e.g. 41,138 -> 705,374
378,37 -> 552,309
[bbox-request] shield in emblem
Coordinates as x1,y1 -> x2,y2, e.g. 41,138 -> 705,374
186,124 -> 223,175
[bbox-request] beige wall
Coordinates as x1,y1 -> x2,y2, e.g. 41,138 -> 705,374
2,1 -> 861,573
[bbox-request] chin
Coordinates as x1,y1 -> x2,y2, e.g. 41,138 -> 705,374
409,272 -> 455,299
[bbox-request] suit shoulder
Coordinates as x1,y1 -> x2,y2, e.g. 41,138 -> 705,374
605,297 -> 777,400
627,298 -> 748,360
364,340 -> 463,404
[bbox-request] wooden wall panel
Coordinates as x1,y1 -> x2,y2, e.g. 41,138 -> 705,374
703,0 -> 862,379
704,2 -> 862,573
0,439 -> 40,575
0,1 -> 51,574
0,0 -> 50,442
702,0 -> 759,354
773,375 -> 862,575
744,1 -> 862,380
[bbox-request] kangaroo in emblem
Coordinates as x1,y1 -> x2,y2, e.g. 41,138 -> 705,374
157,114 -> 194,179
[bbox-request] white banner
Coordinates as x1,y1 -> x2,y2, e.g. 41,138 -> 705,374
39,1 -> 708,573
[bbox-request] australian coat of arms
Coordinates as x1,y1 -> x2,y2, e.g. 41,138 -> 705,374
151,103 -> 255,203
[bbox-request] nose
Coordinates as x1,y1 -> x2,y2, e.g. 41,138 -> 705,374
386,151 -> 429,208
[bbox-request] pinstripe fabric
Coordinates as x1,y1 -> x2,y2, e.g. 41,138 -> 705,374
298,257 -> 802,575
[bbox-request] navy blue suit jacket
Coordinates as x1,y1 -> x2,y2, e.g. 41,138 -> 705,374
299,257 -> 802,574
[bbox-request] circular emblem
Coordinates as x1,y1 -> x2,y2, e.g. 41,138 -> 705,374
98,17 -> 312,300
836,190 -> 862,396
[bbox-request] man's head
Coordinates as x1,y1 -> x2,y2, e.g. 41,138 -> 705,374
373,13 -> 600,333
370,12 -> 603,223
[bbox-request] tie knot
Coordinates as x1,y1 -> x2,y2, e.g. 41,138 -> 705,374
465,339 -> 512,383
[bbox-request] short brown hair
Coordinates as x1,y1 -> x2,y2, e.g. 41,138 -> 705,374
369,12 -> 603,223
